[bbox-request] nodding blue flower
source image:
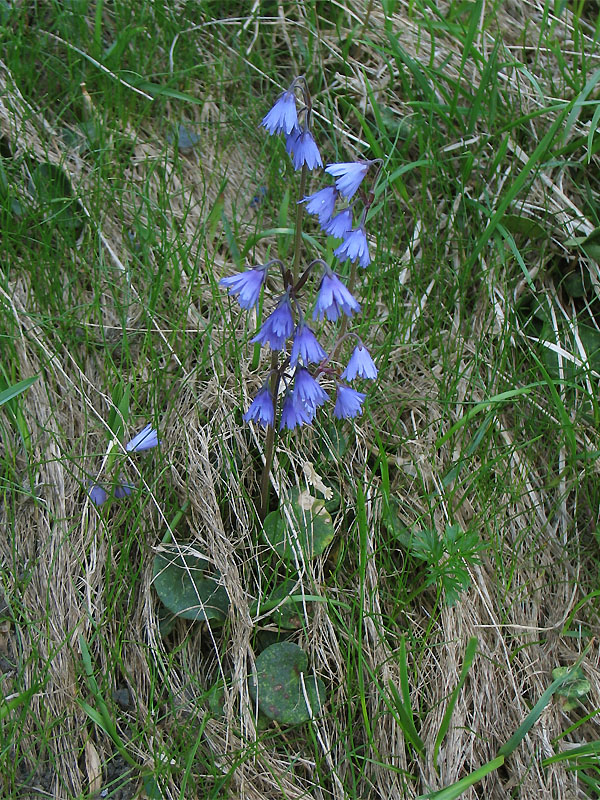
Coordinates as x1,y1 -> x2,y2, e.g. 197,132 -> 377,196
290,322 -> 328,367
334,384 -> 366,419
279,392 -> 314,430
251,294 -> 294,350
244,385 -> 275,427
114,476 -> 134,499
126,424 -> 159,452
334,225 -> 371,267
286,128 -> 323,171
220,264 -> 268,309
313,271 -> 361,322
325,161 -> 372,199
292,368 -> 329,413
261,87 -> 299,135
341,345 -> 378,381
88,483 -> 108,506
324,207 -> 353,238
301,187 -> 337,225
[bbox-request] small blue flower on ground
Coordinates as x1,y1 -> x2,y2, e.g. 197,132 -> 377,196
324,207 -> 353,238
251,294 -> 294,350
114,477 -> 134,499
250,186 -> 268,209
334,225 -> 371,267
341,345 -> 378,380
334,384 -> 366,419
88,483 -> 108,506
244,385 -> 275,427
301,187 -> 337,225
220,264 -> 268,309
292,368 -> 329,413
279,392 -> 314,430
325,161 -> 371,199
261,87 -> 299,135
313,271 -> 361,322
126,424 -> 159,452
290,322 -> 328,367
286,128 -> 323,170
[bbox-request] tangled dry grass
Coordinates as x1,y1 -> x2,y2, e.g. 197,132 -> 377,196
1,1 -> 600,798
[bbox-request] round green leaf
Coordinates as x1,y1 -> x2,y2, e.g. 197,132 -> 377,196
263,489 -> 334,560
248,642 -> 325,725
152,547 -> 229,623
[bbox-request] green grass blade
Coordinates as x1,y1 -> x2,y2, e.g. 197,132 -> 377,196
436,383 -> 544,448
417,756 -> 505,799
0,686 -> 38,721
449,0 -> 483,122
527,350 -> 577,462
387,679 -> 425,755
433,637 -> 478,767
497,659 -> 589,758
356,483 -> 374,748
0,376 -> 38,407
543,739 -> 600,766
466,101 -> 572,272
561,66 -> 600,145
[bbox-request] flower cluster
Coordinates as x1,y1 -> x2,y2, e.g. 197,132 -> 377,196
88,423 -> 159,505
302,161 -> 374,269
220,77 -> 381,431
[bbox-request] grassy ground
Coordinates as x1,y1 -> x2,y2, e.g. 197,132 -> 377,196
1,0 -> 600,798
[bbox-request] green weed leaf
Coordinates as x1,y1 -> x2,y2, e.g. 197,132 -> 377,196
152,547 -> 229,623
248,642 -> 325,725
262,488 -> 334,560
408,524 -> 483,607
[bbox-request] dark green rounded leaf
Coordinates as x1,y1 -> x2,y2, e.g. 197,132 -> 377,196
248,642 -> 325,725
263,489 -> 334,560
153,547 -> 229,623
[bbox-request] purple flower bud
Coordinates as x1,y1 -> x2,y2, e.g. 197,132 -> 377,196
334,384 -> 366,419
290,323 -> 328,367
251,295 -> 294,351
261,88 -> 299,135
126,424 -> 159,452
286,128 -> 323,171
243,385 -> 275,427
341,345 -> 378,381
114,477 -> 134,499
292,368 -> 329,414
220,264 -> 268,309
279,392 -> 314,430
88,483 -> 108,506
325,161 -> 372,199
301,187 -> 338,225
323,207 -> 353,238
313,271 -> 361,322
334,225 -> 371,267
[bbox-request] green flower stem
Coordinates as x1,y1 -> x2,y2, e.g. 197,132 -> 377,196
259,165 -> 308,520
259,351 -> 279,521
292,165 -> 308,283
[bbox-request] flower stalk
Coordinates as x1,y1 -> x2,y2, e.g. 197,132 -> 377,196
220,76 -> 384,520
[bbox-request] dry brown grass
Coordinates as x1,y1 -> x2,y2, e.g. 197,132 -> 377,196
1,1 -> 600,798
